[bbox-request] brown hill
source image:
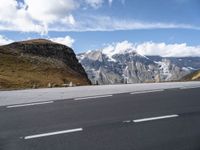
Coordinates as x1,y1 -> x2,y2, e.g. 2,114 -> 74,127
182,70 -> 200,81
0,39 -> 91,89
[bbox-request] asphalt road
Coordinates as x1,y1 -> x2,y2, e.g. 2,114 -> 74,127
1,87 -> 200,150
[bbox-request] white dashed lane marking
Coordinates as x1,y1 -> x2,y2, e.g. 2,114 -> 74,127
6,101 -> 54,108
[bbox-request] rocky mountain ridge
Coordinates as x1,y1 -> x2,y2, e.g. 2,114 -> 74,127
78,49 -> 197,85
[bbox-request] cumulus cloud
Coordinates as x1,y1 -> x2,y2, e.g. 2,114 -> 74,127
101,41 -> 200,57
0,0 -> 78,34
0,35 -> 13,45
102,41 -> 135,60
24,0 -> 78,23
0,0 -> 46,34
136,42 -> 200,57
102,41 -> 133,55
50,36 -> 75,47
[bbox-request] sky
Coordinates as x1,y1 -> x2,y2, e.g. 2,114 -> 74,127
0,0 -> 200,57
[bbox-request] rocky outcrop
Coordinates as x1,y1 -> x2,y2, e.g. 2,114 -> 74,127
0,39 -> 91,89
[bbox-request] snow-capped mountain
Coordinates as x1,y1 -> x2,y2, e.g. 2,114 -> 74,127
77,47 -> 195,85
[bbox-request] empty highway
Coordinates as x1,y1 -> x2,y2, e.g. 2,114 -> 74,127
1,83 -> 200,150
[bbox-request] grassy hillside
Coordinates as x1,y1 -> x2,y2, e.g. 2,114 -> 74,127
0,39 -> 91,89
182,70 -> 200,81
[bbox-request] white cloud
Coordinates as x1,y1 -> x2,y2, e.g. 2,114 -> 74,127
102,41 -> 133,55
136,42 -> 200,57
0,0 -> 47,34
102,41 -> 134,60
50,36 -> 75,47
0,0 -> 78,34
0,35 -> 13,45
24,0 -> 78,23
95,16 -> 200,31
101,41 -> 200,57
49,15 -> 200,32
0,34 -> 75,47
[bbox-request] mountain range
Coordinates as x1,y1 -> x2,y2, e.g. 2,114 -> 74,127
78,48 -> 200,85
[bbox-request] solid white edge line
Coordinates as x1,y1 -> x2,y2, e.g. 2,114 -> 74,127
24,128 -> 83,140
133,114 -> 179,123
130,89 -> 164,95
6,101 -> 54,108
74,95 -> 113,101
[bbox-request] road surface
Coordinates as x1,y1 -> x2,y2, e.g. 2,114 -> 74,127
0,84 -> 200,150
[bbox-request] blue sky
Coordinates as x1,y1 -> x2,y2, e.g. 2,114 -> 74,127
0,0 -> 200,56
